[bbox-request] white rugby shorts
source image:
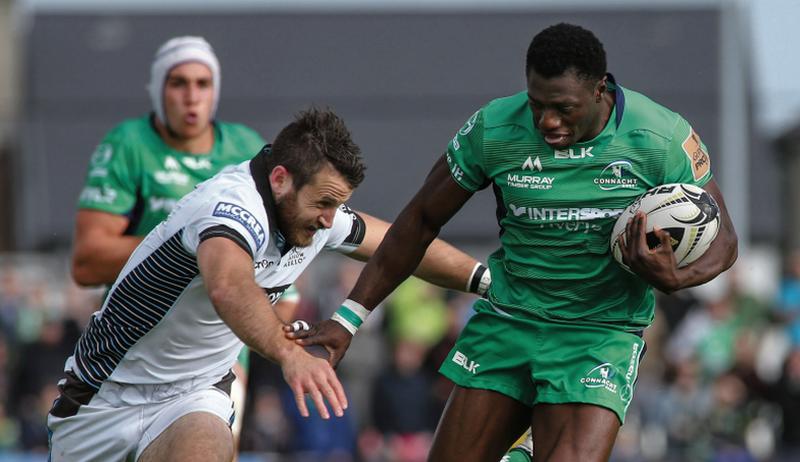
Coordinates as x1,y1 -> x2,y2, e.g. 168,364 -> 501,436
47,371 -> 235,461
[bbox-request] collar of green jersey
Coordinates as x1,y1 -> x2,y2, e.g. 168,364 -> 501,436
606,73 -> 625,129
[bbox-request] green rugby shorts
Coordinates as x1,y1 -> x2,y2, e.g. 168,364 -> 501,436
439,306 -> 646,423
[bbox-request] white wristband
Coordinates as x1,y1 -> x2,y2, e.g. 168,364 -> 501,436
477,268 -> 492,297
467,262 -> 492,297
331,312 -> 359,335
342,299 -> 370,321
330,299 -> 370,336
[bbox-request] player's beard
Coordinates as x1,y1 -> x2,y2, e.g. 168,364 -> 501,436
275,190 -> 317,248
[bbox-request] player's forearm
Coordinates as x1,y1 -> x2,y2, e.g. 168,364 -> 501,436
199,239 -> 298,365
209,278 -> 297,365
349,204 -> 439,310
413,238 -> 480,291
71,235 -> 143,286
671,219 -> 738,292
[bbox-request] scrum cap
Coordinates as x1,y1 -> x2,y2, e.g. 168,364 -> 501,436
148,36 -> 220,125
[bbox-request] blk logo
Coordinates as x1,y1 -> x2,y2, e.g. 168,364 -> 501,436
452,351 -> 479,374
554,147 -> 594,159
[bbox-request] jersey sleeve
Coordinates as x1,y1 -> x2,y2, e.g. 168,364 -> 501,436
445,108 -> 489,192
323,204 -> 366,254
663,117 -> 713,187
76,131 -> 140,215
182,187 -> 269,259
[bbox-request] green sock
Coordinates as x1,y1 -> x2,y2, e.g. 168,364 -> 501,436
501,447 -> 533,462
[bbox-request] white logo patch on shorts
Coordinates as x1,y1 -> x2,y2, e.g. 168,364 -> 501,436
580,362 -> 618,394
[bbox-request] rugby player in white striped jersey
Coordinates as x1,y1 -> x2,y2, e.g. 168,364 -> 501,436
48,108 -> 490,462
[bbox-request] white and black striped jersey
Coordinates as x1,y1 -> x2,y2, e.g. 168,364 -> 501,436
64,151 -> 366,391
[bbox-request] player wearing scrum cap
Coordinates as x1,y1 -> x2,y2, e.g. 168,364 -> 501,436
72,36 -> 266,286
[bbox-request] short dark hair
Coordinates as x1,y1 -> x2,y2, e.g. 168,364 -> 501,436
267,107 -> 366,189
525,23 -> 607,81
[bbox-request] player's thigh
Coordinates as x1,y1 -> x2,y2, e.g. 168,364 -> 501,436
532,403 -> 620,462
427,385 -> 531,462
137,386 -> 235,462
138,411 -> 233,462
532,321 -> 645,425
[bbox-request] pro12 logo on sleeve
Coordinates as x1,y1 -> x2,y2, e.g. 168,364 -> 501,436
213,202 -> 266,249
682,129 -> 711,181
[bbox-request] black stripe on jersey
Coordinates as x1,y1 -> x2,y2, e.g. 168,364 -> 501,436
264,284 -> 291,305
200,225 -> 252,259
492,182 -> 507,238
340,205 -> 366,246
73,229 -> 199,389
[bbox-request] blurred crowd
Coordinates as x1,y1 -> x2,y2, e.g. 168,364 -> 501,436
2,251 -> 800,462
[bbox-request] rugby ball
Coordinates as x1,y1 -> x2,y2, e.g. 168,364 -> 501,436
610,183 -> 720,270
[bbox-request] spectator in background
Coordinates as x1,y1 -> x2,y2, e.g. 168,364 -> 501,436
656,290 -> 703,334
9,318 -> 72,411
667,293 -> 744,379
280,381 -> 358,462
654,358 -> 713,461
0,267 -> 24,343
370,338 -> 439,462
0,334 -> 15,451
707,372 -> 755,462
775,251 -> 800,346
771,348 -> 800,461
384,278 -> 449,349
0,402 -> 19,452
240,386 -> 290,454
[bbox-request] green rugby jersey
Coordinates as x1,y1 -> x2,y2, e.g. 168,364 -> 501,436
446,76 -> 712,328
78,115 -> 265,235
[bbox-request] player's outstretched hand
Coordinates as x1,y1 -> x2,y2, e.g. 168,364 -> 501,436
279,346 -> 348,419
283,319 -> 352,368
618,211 -> 680,292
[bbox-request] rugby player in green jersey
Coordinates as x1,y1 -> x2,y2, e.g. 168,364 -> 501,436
71,36 -> 266,287
287,23 -> 738,461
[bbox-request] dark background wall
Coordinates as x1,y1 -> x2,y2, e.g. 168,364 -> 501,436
17,9 -> 723,249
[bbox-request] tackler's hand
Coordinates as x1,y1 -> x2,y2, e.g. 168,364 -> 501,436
279,346 -> 347,420
284,319 -> 353,368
